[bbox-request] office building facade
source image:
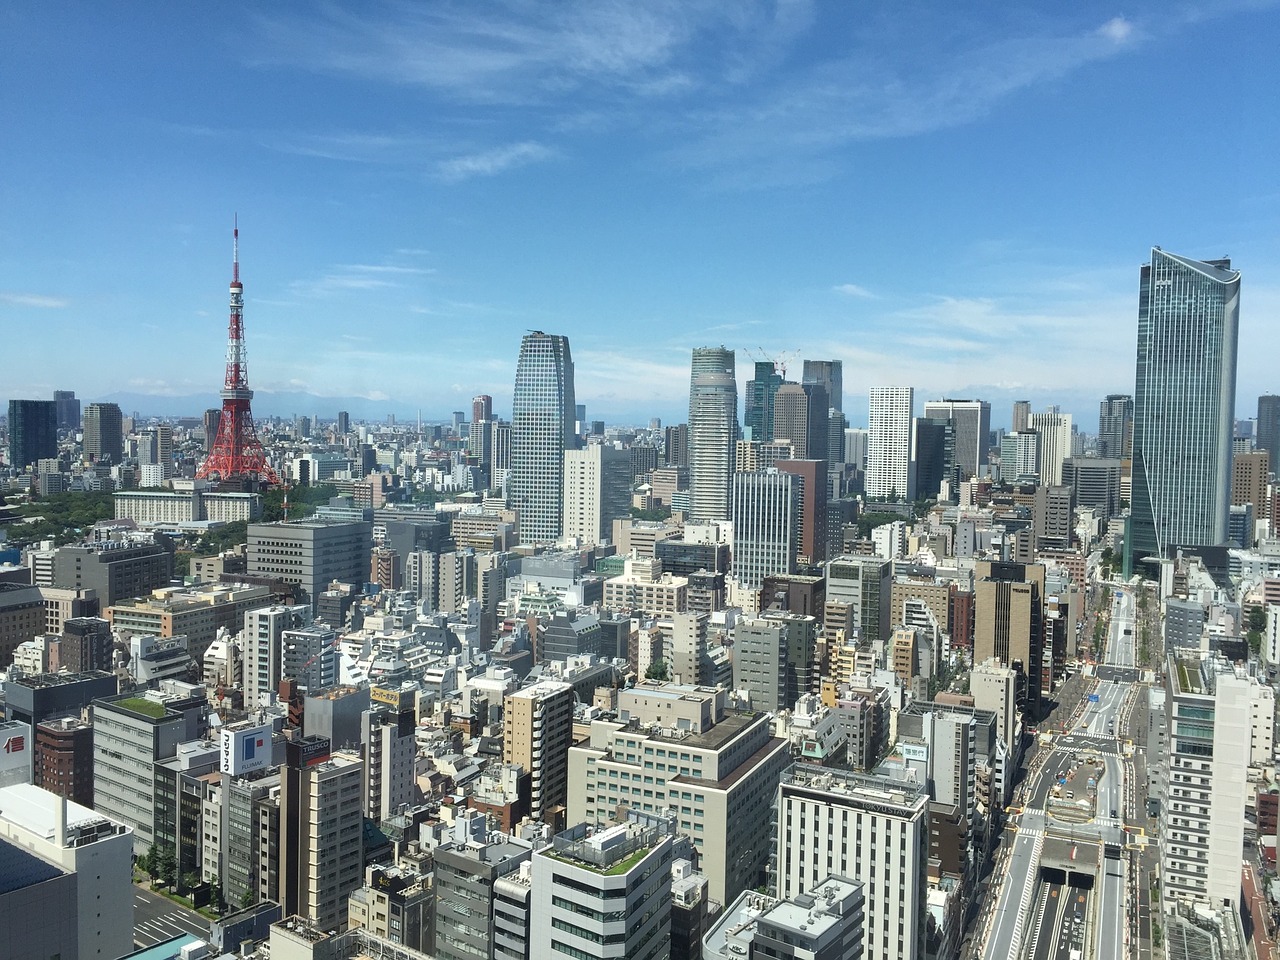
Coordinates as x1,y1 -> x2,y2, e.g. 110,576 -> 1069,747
730,469 -> 798,593
562,445 -> 632,545
923,399 -> 990,480
7,399 -> 58,471
83,401 -> 124,464
510,331 -> 576,544
776,765 -> 929,960
1098,394 -> 1134,460
1129,249 -> 1240,568
247,518 -> 371,611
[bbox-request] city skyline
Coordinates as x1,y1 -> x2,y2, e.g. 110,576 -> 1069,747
2,4 -> 1278,426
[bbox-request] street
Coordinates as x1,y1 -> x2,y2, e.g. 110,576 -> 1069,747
132,885 -> 211,949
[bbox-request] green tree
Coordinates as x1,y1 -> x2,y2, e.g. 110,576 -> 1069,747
645,659 -> 670,682
156,844 -> 177,890
140,843 -> 160,883
1249,605 -> 1268,634
240,886 -> 255,910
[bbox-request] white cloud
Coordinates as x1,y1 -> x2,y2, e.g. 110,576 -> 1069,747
1097,16 -> 1135,44
435,142 -> 555,182
833,283 -> 876,299
0,292 -> 68,308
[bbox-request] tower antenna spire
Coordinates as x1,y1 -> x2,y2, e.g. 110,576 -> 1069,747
233,213 -> 239,285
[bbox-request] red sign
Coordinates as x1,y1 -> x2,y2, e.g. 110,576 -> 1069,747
3,735 -> 25,754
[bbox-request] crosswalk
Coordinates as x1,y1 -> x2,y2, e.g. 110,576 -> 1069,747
133,893 -> 211,949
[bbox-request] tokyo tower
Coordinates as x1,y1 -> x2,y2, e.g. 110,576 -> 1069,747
197,218 -> 281,487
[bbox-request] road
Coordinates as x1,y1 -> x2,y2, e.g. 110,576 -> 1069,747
977,585 -> 1145,960
133,886 -> 211,949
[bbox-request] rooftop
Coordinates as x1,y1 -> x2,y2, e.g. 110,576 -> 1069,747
0,783 -> 130,846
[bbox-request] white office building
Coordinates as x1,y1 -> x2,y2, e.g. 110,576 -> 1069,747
776,764 -> 929,960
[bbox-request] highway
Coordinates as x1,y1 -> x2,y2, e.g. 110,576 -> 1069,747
977,585 -> 1143,960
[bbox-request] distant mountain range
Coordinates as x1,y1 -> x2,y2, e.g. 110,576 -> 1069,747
96,390 -> 441,423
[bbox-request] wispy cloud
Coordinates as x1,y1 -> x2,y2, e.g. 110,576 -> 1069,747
833,283 -> 876,299
290,261 -> 434,297
1,292 -> 69,308
435,141 -> 555,182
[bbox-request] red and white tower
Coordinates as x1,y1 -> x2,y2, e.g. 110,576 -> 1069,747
198,218 -> 281,487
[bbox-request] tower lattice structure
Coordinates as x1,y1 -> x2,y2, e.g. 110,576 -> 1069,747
198,220 -> 281,486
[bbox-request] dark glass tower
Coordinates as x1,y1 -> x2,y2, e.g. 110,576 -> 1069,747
510,331 -> 575,543
7,399 -> 58,470
1128,249 -> 1239,571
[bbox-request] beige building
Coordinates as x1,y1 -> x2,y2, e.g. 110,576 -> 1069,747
890,578 -> 953,635
114,479 -> 262,527
106,582 -> 274,660
1233,450 -> 1270,519
504,679 -> 574,825
568,681 -> 791,906
973,561 -> 1045,711
610,519 -> 680,558
603,557 -> 688,616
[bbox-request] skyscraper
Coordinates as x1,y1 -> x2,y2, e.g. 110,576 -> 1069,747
866,386 -> 913,500
510,331 -> 576,544
562,445 -> 632,545
772,384 -> 811,457
1028,409 -> 1073,486
923,398 -> 990,480
744,360 -> 783,442
1258,395 -> 1280,467
731,469 -> 799,595
472,394 -> 493,424
802,359 -> 843,413
1012,400 -> 1031,433
1097,394 -> 1134,459
53,390 -> 80,431
7,399 -> 58,470
1129,249 -> 1240,568
83,402 -> 123,465
688,348 -> 737,522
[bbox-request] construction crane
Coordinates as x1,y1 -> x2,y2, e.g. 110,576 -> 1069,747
745,347 -> 801,380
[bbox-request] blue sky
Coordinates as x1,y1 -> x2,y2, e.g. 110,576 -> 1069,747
2,2 -> 1277,430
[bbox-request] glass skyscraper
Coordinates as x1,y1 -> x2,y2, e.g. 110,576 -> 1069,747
510,331 -> 575,544
1128,248 -> 1240,570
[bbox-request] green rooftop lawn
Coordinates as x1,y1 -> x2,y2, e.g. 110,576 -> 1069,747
117,697 -> 167,718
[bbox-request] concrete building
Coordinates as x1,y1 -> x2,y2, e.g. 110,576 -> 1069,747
510,331 -> 576,544
1062,457 -> 1123,521
50,539 -> 174,606
282,623 -> 340,694
0,582 -> 44,667
432,812 -> 535,960
243,603 -> 311,710
1162,654 -> 1259,908
504,680 -> 574,825
83,401 -> 124,464
776,458 -> 827,564
4,669 -> 117,727
0,782 -> 135,960
973,561 -> 1045,711
734,612 -> 818,714
279,737 -> 364,932
568,682 -> 791,905
775,764 -> 929,960
1129,250 -> 1240,571
866,386 -> 913,500
361,705 -> 416,822
703,877 -> 865,960
603,557 -> 688,618
114,482 -> 262,527
247,518 -> 371,611
1232,450 -> 1270,520
1033,484 -> 1074,552
1000,430 -> 1041,484
923,399 -> 991,480
1098,394 -> 1134,460
563,445 -> 633,545
347,863 -> 433,954
35,715 -> 95,807
824,556 -> 891,647
530,812 -> 674,960
107,581 -> 273,661
1028,410 -> 1073,487
92,685 -> 206,855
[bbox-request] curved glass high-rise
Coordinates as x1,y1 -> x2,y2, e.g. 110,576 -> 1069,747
510,331 -> 575,544
1128,249 -> 1240,570
688,347 -> 737,521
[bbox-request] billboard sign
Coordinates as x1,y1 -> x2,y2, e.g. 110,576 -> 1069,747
0,721 -> 33,788
221,722 -> 272,775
